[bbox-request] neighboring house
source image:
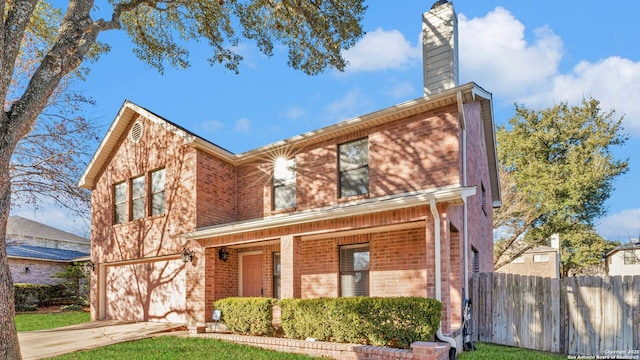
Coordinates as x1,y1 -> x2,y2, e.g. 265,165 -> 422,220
79,1 -> 500,344
495,234 -> 561,278
7,216 -> 90,285
606,243 -> 640,276
496,246 -> 561,278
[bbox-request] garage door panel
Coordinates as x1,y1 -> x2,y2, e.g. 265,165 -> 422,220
105,259 -> 185,323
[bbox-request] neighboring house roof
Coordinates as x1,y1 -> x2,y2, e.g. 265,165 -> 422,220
605,242 -> 640,258
7,245 -> 89,262
78,82 -> 501,207
525,245 -> 559,254
7,216 -> 89,245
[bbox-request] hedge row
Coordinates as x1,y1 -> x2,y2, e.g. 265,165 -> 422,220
14,283 -> 85,311
14,283 -> 66,310
214,296 -> 441,349
214,297 -> 276,336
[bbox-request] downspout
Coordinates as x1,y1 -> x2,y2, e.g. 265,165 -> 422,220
457,90 -> 469,302
430,198 -> 457,355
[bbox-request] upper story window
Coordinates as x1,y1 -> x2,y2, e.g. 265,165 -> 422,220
623,250 -> 637,265
511,256 -> 524,264
131,175 -> 146,220
340,244 -> 370,297
113,168 -> 166,224
533,254 -> 549,262
273,158 -> 296,210
151,168 -> 166,216
339,138 -> 369,198
113,182 -> 127,224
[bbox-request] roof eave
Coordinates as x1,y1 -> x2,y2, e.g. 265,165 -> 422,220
183,185 -> 476,240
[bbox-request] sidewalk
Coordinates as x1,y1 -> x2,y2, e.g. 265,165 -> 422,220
19,320 -> 185,360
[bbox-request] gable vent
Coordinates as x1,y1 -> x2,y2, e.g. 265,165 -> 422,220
130,121 -> 143,143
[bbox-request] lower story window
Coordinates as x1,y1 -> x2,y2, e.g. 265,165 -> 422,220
340,244 -> 370,297
273,252 -> 281,299
472,247 -> 480,273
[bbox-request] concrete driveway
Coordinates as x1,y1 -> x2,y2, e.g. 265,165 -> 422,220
19,320 -> 186,360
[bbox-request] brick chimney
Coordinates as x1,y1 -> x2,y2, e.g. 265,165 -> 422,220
422,0 -> 459,96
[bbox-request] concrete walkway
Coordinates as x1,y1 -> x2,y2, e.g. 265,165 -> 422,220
19,320 -> 186,360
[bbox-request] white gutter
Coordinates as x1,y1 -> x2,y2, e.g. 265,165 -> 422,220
457,90 -> 470,304
185,185 -> 475,240
430,199 -> 457,351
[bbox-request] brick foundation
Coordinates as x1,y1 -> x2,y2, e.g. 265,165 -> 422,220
195,332 -> 450,360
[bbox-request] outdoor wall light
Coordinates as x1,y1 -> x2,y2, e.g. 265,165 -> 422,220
85,261 -> 96,272
181,247 -> 194,263
25,266 -> 30,273
218,247 -> 230,262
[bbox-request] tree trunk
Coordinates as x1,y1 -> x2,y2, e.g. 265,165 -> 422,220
0,149 -> 21,359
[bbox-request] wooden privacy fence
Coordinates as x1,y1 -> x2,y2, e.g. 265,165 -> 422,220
470,273 -> 640,355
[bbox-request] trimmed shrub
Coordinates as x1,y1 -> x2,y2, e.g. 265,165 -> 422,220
15,304 -> 37,312
60,304 -> 85,312
214,297 -> 276,336
279,297 -> 442,349
14,283 -> 70,310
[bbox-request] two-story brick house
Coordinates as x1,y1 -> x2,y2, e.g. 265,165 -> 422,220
79,1 -> 500,347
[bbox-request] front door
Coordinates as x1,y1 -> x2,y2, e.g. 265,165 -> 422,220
242,254 -> 263,297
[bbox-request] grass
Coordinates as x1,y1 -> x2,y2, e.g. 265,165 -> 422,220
459,343 -> 567,360
16,312 -> 318,359
51,336 -> 321,360
15,311 -> 90,332
15,313 -> 565,360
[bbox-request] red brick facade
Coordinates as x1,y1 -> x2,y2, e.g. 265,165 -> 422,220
81,83 -> 498,343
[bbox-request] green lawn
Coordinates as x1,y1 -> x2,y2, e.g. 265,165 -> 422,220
51,336 -> 320,360
459,343 -> 566,360
15,313 -> 565,360
15,311 -> 90,332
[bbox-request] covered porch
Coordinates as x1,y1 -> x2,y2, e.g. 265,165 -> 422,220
182,186 -> 474,334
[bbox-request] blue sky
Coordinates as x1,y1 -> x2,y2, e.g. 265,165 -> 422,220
12,1 -> 640,242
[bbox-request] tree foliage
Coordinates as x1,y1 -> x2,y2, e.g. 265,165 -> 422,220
52,262 -> 90,298
559,224 -> 618,277
493,98 -> 628,270
0,1 -> 366,358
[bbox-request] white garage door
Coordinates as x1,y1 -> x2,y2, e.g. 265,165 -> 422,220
105,259 -> 186,323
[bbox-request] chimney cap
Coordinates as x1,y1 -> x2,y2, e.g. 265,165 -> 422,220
431,0 -> 449,10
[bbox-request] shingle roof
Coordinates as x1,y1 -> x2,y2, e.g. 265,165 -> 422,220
7,216 -> 89,245
7,245 -> 89,262
605,242 -> 640,258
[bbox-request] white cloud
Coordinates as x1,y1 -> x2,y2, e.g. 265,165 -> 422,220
343,28 -> 420,72
597,208 -> 640,241
324,89 -> 371,122
388,81 -> 415,99
233,118 -> 251,134
199,119 -> 224,131
459,7 -> 640,136
282,107 -> 306,120
458,7 -> 563,97
521,57 -> 640,135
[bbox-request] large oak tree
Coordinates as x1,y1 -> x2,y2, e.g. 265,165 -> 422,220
0,1 -> 365,358
493,98 -> 628,271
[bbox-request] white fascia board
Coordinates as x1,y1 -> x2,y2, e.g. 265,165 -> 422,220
183,185 -> 476,240
8,256 -> 73,263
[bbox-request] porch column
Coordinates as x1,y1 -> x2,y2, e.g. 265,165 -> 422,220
184,240 -> 206,331
280,235 -> 301,298
426,203 -> 452,334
